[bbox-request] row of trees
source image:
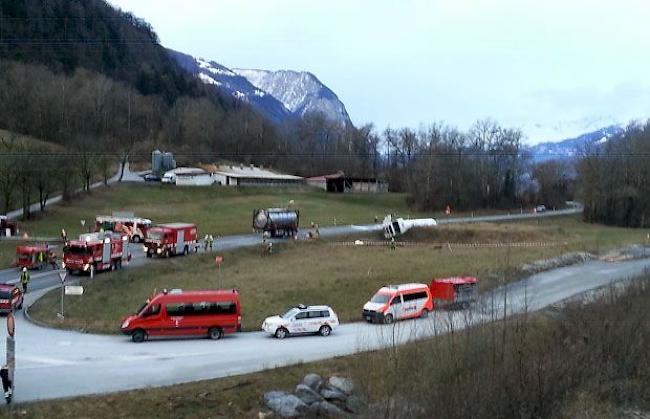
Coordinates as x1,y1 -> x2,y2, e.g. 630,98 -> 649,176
578,122 -> 650,227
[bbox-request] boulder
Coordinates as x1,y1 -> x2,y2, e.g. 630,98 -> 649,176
310,400 -> 347,417
295,383 -> 324,405
264,391 -> 308,418
327,376 -> 356,395
344,395 -> 365,414
302,373 -> 324,391
320,386 -> 348,402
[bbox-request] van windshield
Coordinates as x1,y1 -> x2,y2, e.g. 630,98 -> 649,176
65,246 -> 91,256
370,293 -> 390,304
281,308 -> 299,319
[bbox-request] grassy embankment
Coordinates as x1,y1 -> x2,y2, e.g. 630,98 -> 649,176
28,216 -> 649,333
17,275 -> 650,418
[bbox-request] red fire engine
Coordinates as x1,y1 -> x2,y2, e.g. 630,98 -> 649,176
63,232 -> 130,276
15,245 -> 52,270
143,223 -> 199,258
95,215 -> 152,243
430,276 -> 479,309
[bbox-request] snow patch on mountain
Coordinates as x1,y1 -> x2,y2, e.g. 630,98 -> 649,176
234,68 -> 351,126
167,49 -> 292,124
528,125 -> 624,162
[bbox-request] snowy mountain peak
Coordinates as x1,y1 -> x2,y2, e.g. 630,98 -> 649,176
528,125 -> 624,162
234,68 -> 351,126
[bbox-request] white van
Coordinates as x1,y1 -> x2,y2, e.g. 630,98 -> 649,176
362,283 -> 434,324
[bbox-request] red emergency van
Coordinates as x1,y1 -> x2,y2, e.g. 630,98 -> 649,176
429,277 -> 479,309
120,289 -> 241,342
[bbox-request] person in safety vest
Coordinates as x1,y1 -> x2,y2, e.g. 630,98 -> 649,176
20,267 -> 30,293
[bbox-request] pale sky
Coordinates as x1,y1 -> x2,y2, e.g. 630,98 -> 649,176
110,0 -> 650,144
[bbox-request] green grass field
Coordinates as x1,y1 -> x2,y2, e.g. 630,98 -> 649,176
14,184 -> 423,240
28,216 -> 649,334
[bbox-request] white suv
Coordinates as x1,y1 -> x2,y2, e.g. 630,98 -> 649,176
262,304 -> 339,339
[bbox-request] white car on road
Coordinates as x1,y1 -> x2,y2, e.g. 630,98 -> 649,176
262,304 -> 339,339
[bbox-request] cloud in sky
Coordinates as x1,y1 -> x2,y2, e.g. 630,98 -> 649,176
110,0 -> 650,143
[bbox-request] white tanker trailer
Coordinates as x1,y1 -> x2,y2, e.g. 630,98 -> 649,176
253,208 -> 300,238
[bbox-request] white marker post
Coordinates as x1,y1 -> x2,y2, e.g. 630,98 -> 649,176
215,256 -> 224,287
57,270 -> 67,320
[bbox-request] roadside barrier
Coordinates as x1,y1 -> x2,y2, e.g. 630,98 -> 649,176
331,241 -> 567,248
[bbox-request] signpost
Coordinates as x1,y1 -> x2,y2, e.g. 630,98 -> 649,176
4,313 -> 15,402
215,256 -> 224,287
57,270 -> 67,320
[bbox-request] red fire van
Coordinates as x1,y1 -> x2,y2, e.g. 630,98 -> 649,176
120,289 -> 241,342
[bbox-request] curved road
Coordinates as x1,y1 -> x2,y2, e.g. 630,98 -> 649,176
0,205 -> 590,403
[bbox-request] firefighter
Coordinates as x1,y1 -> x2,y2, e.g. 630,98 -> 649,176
38,251 -> 45,270
49,252 -> 58,270
390,237 -> 396,251
61,228 -> 67,243
208,234 -> 214,250
20,267 -> 30,294
204,234 -> 209,251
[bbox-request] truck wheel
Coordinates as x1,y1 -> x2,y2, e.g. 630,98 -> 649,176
275,328 -> 288,339
318,325 -> 331,337
208,327 -> 223,340
131,329 -> 146,343
384,314 -> 394,325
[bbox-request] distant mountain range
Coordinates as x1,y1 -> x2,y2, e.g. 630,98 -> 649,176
168,50 -> 351,126
528,125 -> 624,162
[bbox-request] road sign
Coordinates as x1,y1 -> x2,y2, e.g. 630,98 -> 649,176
58,270 -> 67,284
6,313 -> 14,338
215,256 -> 224,266
65,286 -> 84,296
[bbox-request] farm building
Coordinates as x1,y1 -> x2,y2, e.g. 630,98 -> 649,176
162,167 -> 215,186
307,172 -> 387,193
211,164 -> 304,187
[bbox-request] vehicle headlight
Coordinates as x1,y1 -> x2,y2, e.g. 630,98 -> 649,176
121,320 -> 130,329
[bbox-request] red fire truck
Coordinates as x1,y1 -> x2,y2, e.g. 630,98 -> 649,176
63,232 -> 130,276
143,223 -> 199,258
15,245 -> 52,270
95,215 -> 152,243
430,277 -> 479,309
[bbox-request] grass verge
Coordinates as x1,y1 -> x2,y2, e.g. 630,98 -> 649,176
28,217 -> 649,334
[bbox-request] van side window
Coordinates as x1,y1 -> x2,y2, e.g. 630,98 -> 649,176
403,291 -> 428,302
166,303 -> 185,316
295,312 -> 308,320
143,304 -> 160,317
167,301 -> 237,316
321,310 -> 330,318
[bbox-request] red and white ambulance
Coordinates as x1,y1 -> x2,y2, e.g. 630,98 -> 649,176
120,289 -> 242,342
143,223 -> 199,258
63,232 -> 129,276
362,283 -> 433,324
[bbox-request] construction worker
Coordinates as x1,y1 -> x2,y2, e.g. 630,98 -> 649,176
38,251 -> 45,270
20,267 -> 30,294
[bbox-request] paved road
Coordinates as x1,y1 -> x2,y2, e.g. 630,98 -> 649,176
0,256 -> 647,403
